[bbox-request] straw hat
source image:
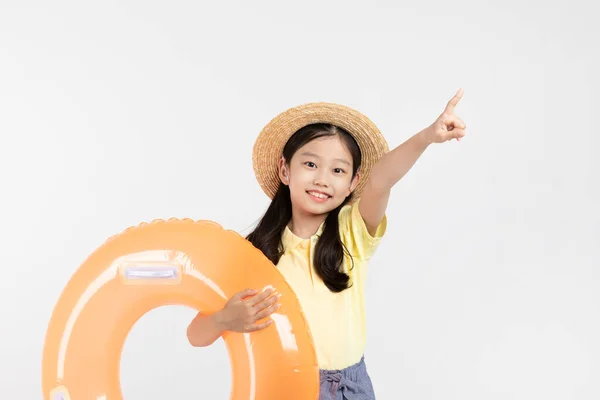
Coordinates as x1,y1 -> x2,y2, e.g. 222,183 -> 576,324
252,102 -> 389,202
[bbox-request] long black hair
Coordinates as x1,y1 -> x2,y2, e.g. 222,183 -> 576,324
246,123 -> 362,293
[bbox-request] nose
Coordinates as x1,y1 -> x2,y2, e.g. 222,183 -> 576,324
313,170 -> 328,187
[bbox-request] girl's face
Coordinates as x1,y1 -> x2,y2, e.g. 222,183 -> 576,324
279,135 -> 359,216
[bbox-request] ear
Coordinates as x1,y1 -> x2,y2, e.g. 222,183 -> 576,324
278,156 -> 289,185
348,171 -> 360,195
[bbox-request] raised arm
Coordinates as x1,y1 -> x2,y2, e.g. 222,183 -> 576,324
359,89 -> 467,235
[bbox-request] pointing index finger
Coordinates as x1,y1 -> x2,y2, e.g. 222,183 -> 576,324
444,88 -> 464,114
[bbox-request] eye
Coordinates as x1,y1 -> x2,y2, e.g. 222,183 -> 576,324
304,161 -> 316,168
333,168 -> 345,174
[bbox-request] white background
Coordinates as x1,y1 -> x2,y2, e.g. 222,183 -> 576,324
1,0 -> 598,399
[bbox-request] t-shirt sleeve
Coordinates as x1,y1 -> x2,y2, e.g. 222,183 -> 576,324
338,198 -> 387,261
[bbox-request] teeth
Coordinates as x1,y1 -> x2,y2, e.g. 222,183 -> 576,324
309,191 -> 329,199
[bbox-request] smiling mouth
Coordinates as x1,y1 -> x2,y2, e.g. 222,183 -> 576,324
307,191 -> 331,200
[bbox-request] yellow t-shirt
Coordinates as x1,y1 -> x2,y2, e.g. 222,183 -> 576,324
277,199 -> 387,370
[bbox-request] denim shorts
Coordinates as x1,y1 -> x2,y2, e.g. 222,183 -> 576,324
319,356 -> 376,400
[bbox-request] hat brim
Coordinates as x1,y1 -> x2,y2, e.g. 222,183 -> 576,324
252,102 -> 389,203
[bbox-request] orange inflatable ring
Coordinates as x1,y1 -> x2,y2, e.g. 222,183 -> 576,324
42,218 -> 319,400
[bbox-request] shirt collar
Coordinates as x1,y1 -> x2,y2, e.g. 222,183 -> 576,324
281,220 -> 326,251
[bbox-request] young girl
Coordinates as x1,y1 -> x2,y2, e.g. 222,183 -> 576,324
187,90 -> 467,399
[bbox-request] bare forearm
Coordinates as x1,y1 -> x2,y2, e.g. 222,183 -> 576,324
368,128 -> 430,190
357,90 -> 466,233
186,312 -> 225,347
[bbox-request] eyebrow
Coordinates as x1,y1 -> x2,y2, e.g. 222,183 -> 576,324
300,151 -> 351,166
